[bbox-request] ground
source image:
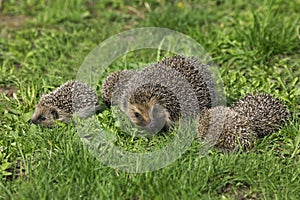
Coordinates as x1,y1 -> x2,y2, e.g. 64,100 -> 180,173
0,0 -> 300,199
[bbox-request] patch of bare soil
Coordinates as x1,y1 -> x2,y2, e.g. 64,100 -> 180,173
0,15 -> 28,28
0,14 -> 30,38
5,160 -> 26,181
0,85 -> 17,97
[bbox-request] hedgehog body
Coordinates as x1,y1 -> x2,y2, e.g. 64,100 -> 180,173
101,70 -> 136,107
156,55 -> 217,110
112,55 -> 216,133
31,80 -> 100,126
198,106 -> 256,152
232,93 -> 289,137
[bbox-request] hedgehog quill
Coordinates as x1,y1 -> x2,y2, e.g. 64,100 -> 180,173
198,106 -> 255,152
232,93 -> 289,137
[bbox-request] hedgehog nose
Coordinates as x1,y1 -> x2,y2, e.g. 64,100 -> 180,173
149,123 -> 156,129
28,119 -> 37,125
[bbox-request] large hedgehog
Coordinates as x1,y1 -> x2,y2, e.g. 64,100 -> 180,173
30,80 -> 101,126
101,55 -> 217,133
231,93 -> 289,137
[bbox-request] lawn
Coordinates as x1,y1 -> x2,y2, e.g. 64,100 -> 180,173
1,0 -> 300,199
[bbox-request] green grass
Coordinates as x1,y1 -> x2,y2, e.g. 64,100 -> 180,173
1,0 -> 300,199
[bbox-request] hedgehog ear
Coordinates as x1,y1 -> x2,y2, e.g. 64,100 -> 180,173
50,108 -> 59,119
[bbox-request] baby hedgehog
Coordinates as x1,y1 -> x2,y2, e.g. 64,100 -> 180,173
198,93 -> 289,152
198,106 -> 255,152
108,55 -> 216,133
30,80 -> 101,126
232,93 -> 289,137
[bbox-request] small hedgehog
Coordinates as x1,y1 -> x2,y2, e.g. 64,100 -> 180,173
198,106 -> 256,152
231,93 -> 289,137
113,55 -> 217,133
30,80 -> 101,126
101,70 -> 136,107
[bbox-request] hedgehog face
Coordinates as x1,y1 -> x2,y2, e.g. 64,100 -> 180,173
30,104 -> 72,126
126,101 -> 170,134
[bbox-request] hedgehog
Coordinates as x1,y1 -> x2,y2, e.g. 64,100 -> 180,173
198,106 -> 256,152
30,80 -> 102,126
101,69 -> 136,107
110,55 -> 218,134
231,93 -> 289,138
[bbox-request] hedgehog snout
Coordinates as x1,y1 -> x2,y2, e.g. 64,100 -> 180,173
140,105 -> 169,134
30,105 -> 61,126
30,109 -> 43,125
145,119 -> 166,133
30,115 -> 46,125
150,104 -> 169,123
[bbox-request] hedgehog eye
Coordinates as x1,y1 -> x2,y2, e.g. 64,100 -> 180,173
50,109 -> 59,120
134,112 -> 142,119
38,116 -> 46,121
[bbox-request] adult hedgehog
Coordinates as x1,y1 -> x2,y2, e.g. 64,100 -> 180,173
102,55 -> 218,133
